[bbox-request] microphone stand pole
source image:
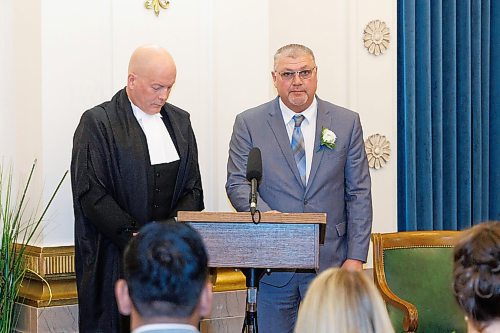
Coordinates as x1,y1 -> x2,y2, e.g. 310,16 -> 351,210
243,168 -> 263,332
241,268 -> 264,333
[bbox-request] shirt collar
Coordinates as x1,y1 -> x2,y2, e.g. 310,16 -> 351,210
279,96 -> 317,125
132,323 -> 199,333
130,99 -> 162,120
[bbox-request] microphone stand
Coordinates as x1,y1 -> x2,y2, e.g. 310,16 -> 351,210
243,159 -> 263,332
241,267 -> 264,333
243,188 -> 263,333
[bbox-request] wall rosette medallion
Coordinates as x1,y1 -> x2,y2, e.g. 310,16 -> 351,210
365,134 -> 391,169
363,20 -> 390,55
145,0 -> 170,16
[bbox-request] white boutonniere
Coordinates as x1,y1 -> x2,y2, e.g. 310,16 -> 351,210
320,127 -> 336,150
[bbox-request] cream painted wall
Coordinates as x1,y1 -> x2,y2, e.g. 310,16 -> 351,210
39,0 -> 113,242
212,1 -> 271,210
0,1 -> 15,159
0,1 -> 46,244
0,1 -> 397,254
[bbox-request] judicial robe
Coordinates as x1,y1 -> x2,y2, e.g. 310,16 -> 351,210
70,88 -> 204,332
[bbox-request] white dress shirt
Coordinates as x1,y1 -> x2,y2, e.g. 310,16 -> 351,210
279,97 -> 318,185
131,101 -> 180,165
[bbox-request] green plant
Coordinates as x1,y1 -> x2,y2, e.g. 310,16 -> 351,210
0,160 -> 67,331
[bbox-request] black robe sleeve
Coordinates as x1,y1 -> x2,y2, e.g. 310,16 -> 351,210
72,109 -> 136,251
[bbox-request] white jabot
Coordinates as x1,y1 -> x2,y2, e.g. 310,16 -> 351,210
280,97 -> 318,185
131,101 -> 180,165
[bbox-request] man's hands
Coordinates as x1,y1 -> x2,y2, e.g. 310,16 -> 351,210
341,259 -> 363,272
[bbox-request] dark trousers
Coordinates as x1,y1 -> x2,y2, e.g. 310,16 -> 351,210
257,271 -> 316,333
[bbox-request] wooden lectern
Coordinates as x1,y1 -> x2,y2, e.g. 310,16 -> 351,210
178,211 -> 326,333
177,211 -> 326,269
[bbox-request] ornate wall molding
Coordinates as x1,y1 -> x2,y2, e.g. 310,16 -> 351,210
211,268 -> 246,292
21,244 -> 75,277
365,134 -> 391,169
145,0 -> 170,16
16,244 -> 77,307
363,20 -> 390,56
16,244 -> 245,307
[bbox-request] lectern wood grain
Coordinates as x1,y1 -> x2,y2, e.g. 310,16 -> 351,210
177,212 -> 326,269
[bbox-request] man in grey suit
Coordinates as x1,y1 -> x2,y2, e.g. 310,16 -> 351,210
114,221 -> 212,333
226,44 -> 372,333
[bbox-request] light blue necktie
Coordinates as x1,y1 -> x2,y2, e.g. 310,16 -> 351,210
291,115 -> 306,187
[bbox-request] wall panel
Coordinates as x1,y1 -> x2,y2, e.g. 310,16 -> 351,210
1,0 -> 397,251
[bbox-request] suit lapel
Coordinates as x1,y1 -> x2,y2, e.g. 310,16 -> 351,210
306,98 -> 332,194
266,98 -> 305,187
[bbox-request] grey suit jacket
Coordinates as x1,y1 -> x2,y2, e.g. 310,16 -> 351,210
226,96 -> 372,286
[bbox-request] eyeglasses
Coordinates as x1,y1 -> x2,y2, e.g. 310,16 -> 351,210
276,67 -> 316,81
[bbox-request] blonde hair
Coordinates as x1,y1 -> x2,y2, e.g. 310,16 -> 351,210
294,268 -> 394,333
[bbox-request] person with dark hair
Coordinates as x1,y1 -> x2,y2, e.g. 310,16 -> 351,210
453,221 -> 500,333
71,44 -> 204,332
115,221 -> 212,333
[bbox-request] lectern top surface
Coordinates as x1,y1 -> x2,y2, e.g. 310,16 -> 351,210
177,211 -> 327,224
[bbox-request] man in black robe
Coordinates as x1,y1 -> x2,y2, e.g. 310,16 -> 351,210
71,45 -> 204,333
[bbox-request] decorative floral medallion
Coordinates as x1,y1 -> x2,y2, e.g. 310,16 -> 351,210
365,134 -> 390,169
320,127 -> 336,150
363,20 -> 390,56
145,0 -> 170,16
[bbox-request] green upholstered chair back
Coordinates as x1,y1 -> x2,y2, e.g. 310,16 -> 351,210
372,231 -> 467,333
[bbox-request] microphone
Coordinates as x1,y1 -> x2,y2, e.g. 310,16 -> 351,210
246,147 -> 262,215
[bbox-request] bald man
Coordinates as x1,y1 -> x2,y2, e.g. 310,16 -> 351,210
71,45 -> 204,333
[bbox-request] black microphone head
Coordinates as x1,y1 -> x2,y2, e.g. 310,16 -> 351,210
246,147 -> 262,181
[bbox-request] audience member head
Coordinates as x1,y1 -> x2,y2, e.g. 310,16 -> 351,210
294,268 -> 394,333
126,44 -> 176,115
453,221 -> 500,333
115,221 -> 212,330
272,43 -> 318,113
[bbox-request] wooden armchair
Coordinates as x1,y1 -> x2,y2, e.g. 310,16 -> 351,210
371,231 -> 466,333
